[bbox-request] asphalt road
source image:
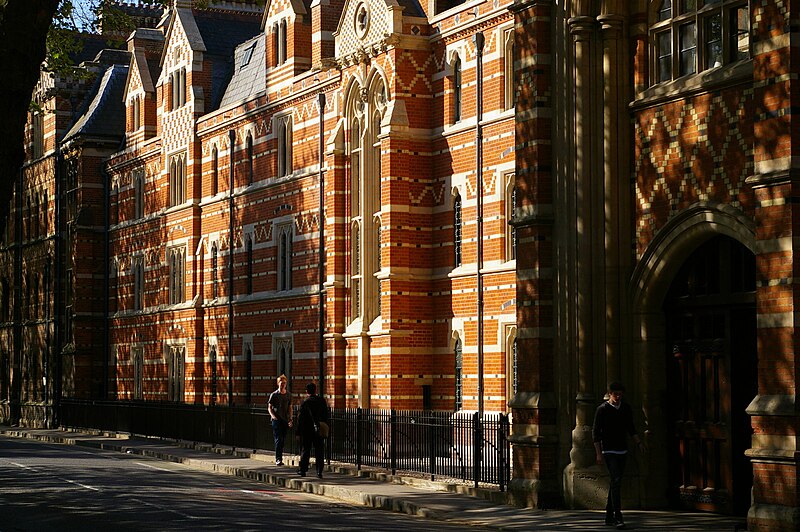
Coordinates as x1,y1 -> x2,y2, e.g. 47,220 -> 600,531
0,435 -> 490,531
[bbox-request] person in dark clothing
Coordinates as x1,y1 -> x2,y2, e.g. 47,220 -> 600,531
296,382 -> 328,479
593,381 -> 644,530
268,374 -> 292,466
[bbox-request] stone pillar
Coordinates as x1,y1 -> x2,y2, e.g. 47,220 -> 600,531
562,11 -> 601,508
745,2 -> 800,530
508,0 -> 560,508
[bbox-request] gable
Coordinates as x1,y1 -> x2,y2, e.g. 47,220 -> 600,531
261,0 -> 309,29
335,0 -> 406,59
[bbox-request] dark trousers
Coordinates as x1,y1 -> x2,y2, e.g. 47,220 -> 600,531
272,419 -> 288,463
604,452 -> 627,520
299,432 -> 325,475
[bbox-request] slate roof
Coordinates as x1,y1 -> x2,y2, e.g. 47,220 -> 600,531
219,34 -> 265,109
396,0 -> 424,17
63,62 -> 130,144
193,10 -> 262,111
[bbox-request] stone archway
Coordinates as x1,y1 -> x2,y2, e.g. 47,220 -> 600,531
629,202 -> 756,509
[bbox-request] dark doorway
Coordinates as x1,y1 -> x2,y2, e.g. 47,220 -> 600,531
663,235 -> 756,515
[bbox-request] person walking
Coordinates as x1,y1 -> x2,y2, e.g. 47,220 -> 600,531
296,382 -> 328,479
593,381 -> 644,530
268,375 -> 292,466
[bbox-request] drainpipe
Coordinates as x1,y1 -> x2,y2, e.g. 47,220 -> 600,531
102,163 -> 110,400
11,166 -> 23,425
474,31 -> 485,417
317,92 -> 326,397
53,148 -> 62,425
228,129 -> 236,405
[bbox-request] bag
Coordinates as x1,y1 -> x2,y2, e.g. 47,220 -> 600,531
316,421 -> 330,439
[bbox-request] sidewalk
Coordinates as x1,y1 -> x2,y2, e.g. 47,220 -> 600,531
0,426 -> 746,531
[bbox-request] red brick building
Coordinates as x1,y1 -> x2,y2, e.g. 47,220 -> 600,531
2,0 -> 798,529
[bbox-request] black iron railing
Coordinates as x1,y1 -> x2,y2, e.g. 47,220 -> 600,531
60,399 -> 511,490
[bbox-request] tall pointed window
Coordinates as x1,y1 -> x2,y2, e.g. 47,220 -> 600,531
505,326 -> 518,409
133,256 -> 144,311
211,145 -> 219,196
167,344 -> 185,402
277,224 -> 292,291
169,153 -> 186,207
279,20 -> 287,64
274,337 -> 292,382
246,133 -> 254,185
454,192 -> 463,267
133,168 -> 144,219
133,96 -> 141,131
168,246 -> 186,304
276,116 -> 292,177
505,174 -> 517,261
133,346 -> 144,400
650,0 -> 749,85
504,29 -> 515,110
453,56 -> 462,122
346,78 -> 386,326
211,244 -> 219,299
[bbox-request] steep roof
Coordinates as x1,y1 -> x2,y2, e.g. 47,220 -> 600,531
193,9 -> 262,110
219,34 -> 265,109
63,62 -> 130,144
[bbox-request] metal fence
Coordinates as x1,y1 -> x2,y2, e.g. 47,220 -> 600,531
60,399 -> 511,490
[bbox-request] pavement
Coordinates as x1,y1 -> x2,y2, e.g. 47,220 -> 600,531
0,426 -> 748,531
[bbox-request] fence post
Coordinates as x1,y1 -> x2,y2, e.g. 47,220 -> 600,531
428,411 -> 435,481
473,411 -> 482,489
390,410 -> 397,475
356,407 -> 362,471
499,413 -> 507,492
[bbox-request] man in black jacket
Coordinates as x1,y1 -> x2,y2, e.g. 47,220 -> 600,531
593,381 -> 644,530
296,382 -> 329,479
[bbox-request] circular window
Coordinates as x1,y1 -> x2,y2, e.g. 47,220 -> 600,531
355,3 -> 369,39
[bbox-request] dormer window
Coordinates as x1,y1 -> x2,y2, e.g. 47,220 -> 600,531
132,96 -> 141,131
650,0 -> 749,85
241,42 -> 256,67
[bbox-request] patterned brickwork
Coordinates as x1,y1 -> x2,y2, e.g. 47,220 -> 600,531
634,89 -> 757,257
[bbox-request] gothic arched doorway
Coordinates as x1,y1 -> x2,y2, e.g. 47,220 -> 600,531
663,235 -> 756,515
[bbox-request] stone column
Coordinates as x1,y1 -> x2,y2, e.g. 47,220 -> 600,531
563,12 -> 600,508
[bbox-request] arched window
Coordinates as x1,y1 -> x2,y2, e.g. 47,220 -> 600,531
211,145 -> 219,196
279,20 -> 287,64
505,326 -> 518,408
211,244 -> 219,299
246,236 -> 253,294
505,173 -> 517,261
42,192 -> 47,236
133,96 -> 141,131
276,116 -> 292,177
134,169 -> 144,219
32,195 -> 39,239
504,29 -> 515,110
278,224 -> 292,291
275,337 -> 292,381
169,153 -> 186,206
272,24 -> 279,66
453,56 -> 462,122
454,336 -> 463,411
168,246 -> 186,304
346,78 -> 386,326
133,257 -> 144,311
246,133 -> 254,185
454,192 -> 463,267
650,0 -> 749,85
